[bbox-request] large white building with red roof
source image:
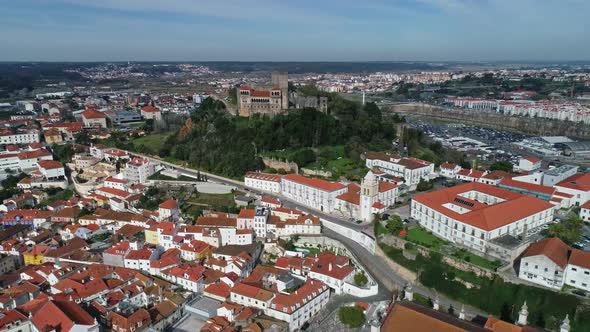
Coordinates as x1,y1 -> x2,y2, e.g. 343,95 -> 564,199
123,157 -> 156,185
411,182 -> 555,258
365,152 -> 435,188
519,237 -> 590,291
244,172 -> 282,193
281,173 -> 347,213
81,108 -> 107,128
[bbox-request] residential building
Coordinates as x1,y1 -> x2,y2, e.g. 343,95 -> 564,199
244,172 -> 283,193
518,156 -> 542,172
81,108 -> 107,128
439,162 -> 462,179
123,157 -> 155,185
140,106 -> 162,121
554,173 -> 590,206
365,152 -> 435,188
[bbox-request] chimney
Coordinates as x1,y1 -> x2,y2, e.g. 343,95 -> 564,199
560,315 -> 570,332
517,301 -> 528,326
328,263 -> 332,271
459,305 -> 466,320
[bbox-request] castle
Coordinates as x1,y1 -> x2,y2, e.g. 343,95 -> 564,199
238,72 -> 328,117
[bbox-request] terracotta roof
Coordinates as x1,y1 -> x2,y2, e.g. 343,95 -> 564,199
18,149 -> 52,160
412,182 -> 554,231
250,90 -> 271,97
238,209 -> 256,219
522,156 -> 541,163
231,282 -> 274,302
440,162 -> 458,170
379,181 -> 397,192
159,199 -> 178,210
484,317 -> 539,332
141,106 -> 161,113
0,309 -> 28,329
108,308 -> 151,332
381,301 -> 489,332
82,108 -> 106,119
245,172 -> 283,183
522,238 -> 570,269
269,279 -> 327,314
568,249 -> 590,269
282,173 -> 346,192
204,281 -> 231,299
499,178 -> 555,195
38,160 -> 64,170
556,173 -> 590,192
261,197 -> 281,205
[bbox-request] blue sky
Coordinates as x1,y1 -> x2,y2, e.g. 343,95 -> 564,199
0,0 -> 588,61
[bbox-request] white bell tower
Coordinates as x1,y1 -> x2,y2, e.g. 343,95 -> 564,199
360,170 -> 379,222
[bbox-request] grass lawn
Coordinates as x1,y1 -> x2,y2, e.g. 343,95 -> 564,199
374,221 -> 389,237
188,192 -> 235,207
131,131 -> 174,152
404,227 -> 446,250
453,249 -> 501,270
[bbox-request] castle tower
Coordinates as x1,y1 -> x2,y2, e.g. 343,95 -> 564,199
271,71 -> 289,110
517,302 -> 528,326
360,170 -> 379,222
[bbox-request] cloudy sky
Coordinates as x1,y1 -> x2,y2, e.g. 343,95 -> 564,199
0,0 -> 588,61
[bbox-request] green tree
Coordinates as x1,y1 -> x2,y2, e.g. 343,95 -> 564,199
416,178 -> 433,192
338,306 -> 366,328
354,272 -> 368,287
490,161 -> 513,173
548,215 -> 583,245
386,215 -> 404,234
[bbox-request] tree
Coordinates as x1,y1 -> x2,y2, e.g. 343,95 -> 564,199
354,272 -> 368,287
386,215 -> 404,234
548,215 -> 583,245
417,178 -> 433,192
75,131 -> 92,145
338,306 -> 366,328
490,161 -> 513,173
500,302 -> 512,321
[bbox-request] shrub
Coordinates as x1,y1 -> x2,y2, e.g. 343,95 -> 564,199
338,306 -> 366,328
354,272 -> 368,287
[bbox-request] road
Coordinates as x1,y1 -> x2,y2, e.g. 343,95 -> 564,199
136,152 -> 489,318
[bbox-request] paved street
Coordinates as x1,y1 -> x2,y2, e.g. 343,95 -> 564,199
140,153 -> 489,318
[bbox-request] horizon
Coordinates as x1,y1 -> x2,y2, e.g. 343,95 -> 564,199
1,0 -> 589,62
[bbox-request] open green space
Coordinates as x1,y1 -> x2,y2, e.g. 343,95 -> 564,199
404,226 -> 446,250
130,131 -> 173,153
452,248 -> 502,270
187,192 -> 235,208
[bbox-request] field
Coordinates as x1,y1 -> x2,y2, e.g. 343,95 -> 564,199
130,131 -> 174,152
404,227 -> 446,250
186,192 -> 235,208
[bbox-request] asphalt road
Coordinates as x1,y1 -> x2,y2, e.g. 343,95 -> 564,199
139,154 -> 488,318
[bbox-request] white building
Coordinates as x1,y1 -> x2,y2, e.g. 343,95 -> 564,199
244,172 -> 283,193
411,182 -> 555,258
439,162 -> 462,179
365,152 -> 435,188
123,157 -> 156,184
580,201 -> 590,222
517,156 -> 542,172
0,131 -> 40,145
553,173 -> 590,206
520,237 -> 590,292
37,160 -> 65,180
104,176 -> 129,191
281,174 -> 347,213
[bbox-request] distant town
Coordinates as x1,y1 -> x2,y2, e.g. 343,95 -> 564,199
0,61 -> 590,332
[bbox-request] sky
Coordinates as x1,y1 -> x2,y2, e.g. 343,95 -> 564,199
0,0 -> 588,62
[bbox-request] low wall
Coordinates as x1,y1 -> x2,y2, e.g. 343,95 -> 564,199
382,235 -> 494,279
320,218 -> 376,254
262,157 -> 298,173
343,282 -> 379,297
301,168 -> 333,178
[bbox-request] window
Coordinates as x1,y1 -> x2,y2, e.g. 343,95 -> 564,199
572,268 -> 578,272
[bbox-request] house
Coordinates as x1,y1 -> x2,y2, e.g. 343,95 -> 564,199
124,248 -> 157,271
439,162 -> 462,179
123,157 -> 155,185
81,108 -> 107,128
554,173 -> 590,206
365,152 -> 435,188
456,169 -> 486,182
519,237 -> 590,292
518,156 -> 542,172
580,201 -> 590,222
18,298 -> 99,332
158,199 -> 179,222
140,106 -> 162,121
107,308 -> 151,332
37,160 -> 65,180
44,128 -> 62,145
161,265 -> 206,292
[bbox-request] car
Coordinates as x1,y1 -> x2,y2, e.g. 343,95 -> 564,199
355,220 -> 362,224
573,244 -> 583,249
573,290 -> 586,297
381,214 -> 391,221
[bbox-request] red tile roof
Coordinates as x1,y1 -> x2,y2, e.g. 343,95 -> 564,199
269,279 -> 328,314
245,172 -> 283,183
440,162 -> 458,170
159,199 -> 178,210
141,106 -> 160,113
556,173 -> 590,192
82,108 -> 106,119
231,282 -> 274,302
522,238 -> 570,269
38,160 -> 63,170
499,178 -> 555,195
412,182 -> 554,231
204,282 -> 231,299
238,209 -> 256,219
568,249 -> 590,269
522,156 -> 541,163
283,174 -> 346,192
